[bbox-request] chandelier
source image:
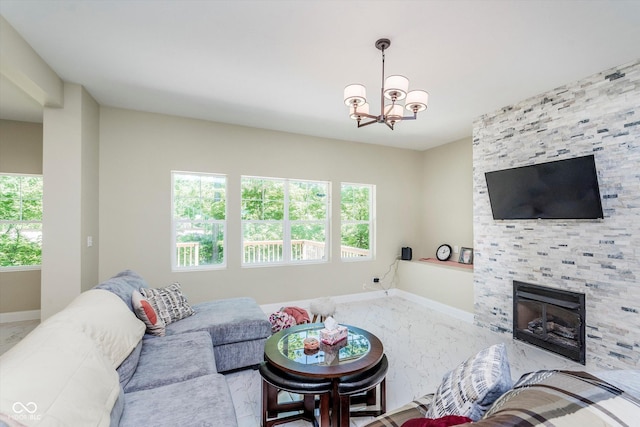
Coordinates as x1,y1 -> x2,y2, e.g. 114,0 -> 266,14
344,38 -> 429,130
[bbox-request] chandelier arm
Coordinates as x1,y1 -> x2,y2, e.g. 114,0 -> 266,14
385,121 -> 395,130
356,112 -> 378,120
400,111 -> 419,121
357,118 -> 379,128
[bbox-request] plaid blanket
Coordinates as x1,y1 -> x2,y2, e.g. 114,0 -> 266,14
364,370 -> 640,427
475,370 -> 640,426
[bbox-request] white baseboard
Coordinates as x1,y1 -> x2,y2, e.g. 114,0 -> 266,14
0,309 -> 41,323
393,289 -> 474,323
260,288 -> 474,324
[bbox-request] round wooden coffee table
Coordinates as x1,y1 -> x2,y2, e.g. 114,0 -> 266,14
263,323 -> 384,426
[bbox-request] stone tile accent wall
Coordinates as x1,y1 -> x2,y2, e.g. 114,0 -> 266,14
472,59 -> 640,369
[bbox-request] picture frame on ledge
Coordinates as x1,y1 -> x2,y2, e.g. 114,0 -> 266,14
459,247 -> 473,264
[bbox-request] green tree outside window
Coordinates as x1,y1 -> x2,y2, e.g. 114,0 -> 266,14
341,183 -> 374,259
0,174 -> 43,268
172,172 -> 226,269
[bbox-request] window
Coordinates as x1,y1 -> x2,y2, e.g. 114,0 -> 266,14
241,176 -> 329,265
172,172 -> 226,270
0,174 -> 43,269
341,183 -> 374,260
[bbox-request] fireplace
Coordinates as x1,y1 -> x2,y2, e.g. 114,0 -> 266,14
513,281 -> 585,364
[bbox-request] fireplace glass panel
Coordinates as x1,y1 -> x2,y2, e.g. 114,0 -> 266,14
513,281 -> 585,364
546,305 -> 580,349
515,300 -> 542,332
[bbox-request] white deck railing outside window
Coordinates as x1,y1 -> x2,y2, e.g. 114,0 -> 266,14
176,240 -> 368,266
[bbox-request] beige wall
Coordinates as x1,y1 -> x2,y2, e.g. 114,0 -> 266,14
392,137 -> 474,311
0,119 -> 43,313
419,137 -> 473,259
0,119 -> 43,173
80,88 -> 100,292
98,107 -> 424,305
0,270 -> 41,313
41,84 -> 99,319
397,260 -> 474,313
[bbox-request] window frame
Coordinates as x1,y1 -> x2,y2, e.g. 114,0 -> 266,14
0,173 -> 43,271
340,182 -> 375,262
241,175 -> 330,267
171,171 -> 227,272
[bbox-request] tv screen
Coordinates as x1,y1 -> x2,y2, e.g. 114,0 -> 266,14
485,155 -> 604,220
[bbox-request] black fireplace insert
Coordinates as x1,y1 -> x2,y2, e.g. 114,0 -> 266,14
513,281 -> 585,364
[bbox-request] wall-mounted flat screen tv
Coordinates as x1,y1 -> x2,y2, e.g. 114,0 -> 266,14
485,155 -> 604,220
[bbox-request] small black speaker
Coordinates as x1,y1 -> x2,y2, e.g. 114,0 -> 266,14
401,247 -> 412,260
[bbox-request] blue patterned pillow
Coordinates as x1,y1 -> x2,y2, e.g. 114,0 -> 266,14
426,343 -> 513,421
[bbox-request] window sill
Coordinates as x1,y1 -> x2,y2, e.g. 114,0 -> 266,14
0,265 -> 42,273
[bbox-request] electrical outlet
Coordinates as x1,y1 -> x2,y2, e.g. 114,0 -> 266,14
454,245 -> 459,253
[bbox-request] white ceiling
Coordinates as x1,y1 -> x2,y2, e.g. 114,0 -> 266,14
1,1 -> 640,151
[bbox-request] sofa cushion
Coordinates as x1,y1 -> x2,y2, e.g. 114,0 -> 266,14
165,297 -> 271,346
120,374 -> 238,427
132,290 -> 166,336
95,270 -> 149,312
116,341 -> 142,389
0,315 -> 120,427
213,337 -> 269,373
140,282 -> 195,325
109,387 -> 126,427
59,289 -> 145,368
124,331 -> 217,393
470,370 -> 640,426
426,343 -> 512,421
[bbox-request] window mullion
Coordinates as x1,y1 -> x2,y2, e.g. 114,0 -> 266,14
18,177 -> 24,221
283,180 -> 291,262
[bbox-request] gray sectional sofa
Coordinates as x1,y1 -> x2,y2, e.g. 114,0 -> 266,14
0,270 -> 272,427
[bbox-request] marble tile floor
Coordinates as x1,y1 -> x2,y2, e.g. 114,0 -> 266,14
0,319 -> 39,356
1,295 -> 587,427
